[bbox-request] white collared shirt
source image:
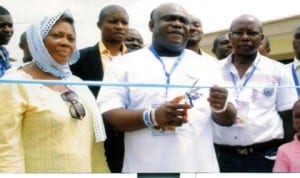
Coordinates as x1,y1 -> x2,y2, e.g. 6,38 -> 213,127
213,53 -> 297,146
98,48 -> 224,172
286,57 -> 300,97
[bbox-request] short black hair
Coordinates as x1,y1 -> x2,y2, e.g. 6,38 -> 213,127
98,5 -> 127,25
212,33 -> 228,50
0,5 -> 10,15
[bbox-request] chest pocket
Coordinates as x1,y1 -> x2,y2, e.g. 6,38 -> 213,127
251,88 -> 276,108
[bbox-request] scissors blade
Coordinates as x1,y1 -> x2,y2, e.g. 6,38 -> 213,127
189,86 -> 201,93
188,79 -> 200,93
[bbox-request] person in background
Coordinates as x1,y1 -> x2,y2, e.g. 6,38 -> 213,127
0,5 -> 13,77
97,3 -> 237,173
125,28 -> 144,52
70,5 -> 129,173
0,9 -> 109,173
7,31 -> 32,71
70,4 -> 128,97
259,35 -> 271,56
286,23 -> 300,98
213,14 -> 297,172
273,99 -> 300,172
212,33 -> 232,60
19,31 -> 32,63
185,15 -> 216,60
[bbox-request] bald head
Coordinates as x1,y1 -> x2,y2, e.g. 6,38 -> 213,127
152,3 -> 189,21
0,5 -> 10,15
230,14 -> 263,33
125,28 -> 144,52
229,14 -> 264,58
190,15 -> 202,26
187,14 -> 203,50
149,3 -> 190,56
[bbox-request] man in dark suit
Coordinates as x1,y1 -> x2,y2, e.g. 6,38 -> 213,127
70,4 -> 129,173
70,43 -> 103,97
71,5 -> 128,98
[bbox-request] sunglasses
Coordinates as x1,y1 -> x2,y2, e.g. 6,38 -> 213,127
61,90 -> 86,119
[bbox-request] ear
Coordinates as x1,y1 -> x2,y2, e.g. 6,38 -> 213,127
148,20 -> 154,32
228,32 -> 232,40
97,21 -> 101,30
212,48 -> 216,55
293,39 -> 297,51
19,43 -> 23,49
260,34 -> 265,41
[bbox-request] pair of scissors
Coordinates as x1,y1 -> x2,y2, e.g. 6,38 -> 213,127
170,79 -> 202,121
185,79 -> 201,107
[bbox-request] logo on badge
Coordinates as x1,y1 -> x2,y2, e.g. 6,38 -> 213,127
263,88 -> 274,97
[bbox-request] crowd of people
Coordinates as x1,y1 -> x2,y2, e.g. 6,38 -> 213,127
0,2 -> 300,173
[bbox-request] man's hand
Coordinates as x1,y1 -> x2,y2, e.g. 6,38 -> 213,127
207,85 -> 228,113
154,95 -> 191,127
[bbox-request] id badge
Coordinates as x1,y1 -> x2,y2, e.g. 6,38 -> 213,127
151,125 -> 176,136
233,100 -> 249,127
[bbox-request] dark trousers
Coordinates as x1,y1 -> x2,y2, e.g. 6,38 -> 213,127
214,140 -> 282,172
104,121 -> 124,173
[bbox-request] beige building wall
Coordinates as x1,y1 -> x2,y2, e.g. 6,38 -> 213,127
201,14 -> 300,61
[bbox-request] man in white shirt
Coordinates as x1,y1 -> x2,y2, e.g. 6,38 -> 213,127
214,14 -> 297,172
212,33 -> 233,60
286,23 -> 300,98
185,15 -> 217,60
97,3 -> 237,173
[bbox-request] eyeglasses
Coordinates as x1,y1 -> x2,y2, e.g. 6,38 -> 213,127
185,79 -> 202,107
61,90 -> 86,119
230,31 -> 261,38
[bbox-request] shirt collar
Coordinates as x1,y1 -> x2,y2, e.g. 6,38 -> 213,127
225,52 -> 262,70
99,41 -> 128,57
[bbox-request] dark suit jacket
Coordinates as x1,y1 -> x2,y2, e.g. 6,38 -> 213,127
70,43 -> 124,172
70,43 -> 103,97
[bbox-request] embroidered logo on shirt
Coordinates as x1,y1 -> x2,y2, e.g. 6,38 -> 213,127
263,87 -> 274,97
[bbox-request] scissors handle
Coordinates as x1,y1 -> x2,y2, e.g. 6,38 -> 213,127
171,95 -> 188,121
